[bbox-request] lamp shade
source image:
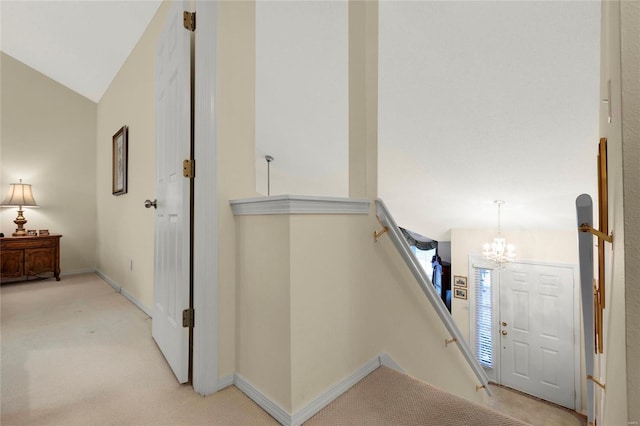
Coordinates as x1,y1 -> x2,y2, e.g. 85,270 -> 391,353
1,180 -> 38,207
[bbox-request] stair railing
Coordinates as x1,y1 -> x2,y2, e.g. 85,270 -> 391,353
374,198 -> 492,396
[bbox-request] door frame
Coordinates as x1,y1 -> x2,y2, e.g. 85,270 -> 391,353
192,1 -> 219,395
468,256 -> 582,412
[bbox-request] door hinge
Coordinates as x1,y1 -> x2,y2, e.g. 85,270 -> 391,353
183,159 -> 195,179
183,11 -> 196,32
182,308 -> 195,328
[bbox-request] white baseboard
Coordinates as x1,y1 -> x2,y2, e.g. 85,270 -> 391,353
291,355 -> 381,426
233,353 -> 397,426
95,269 -> 152,318
234,373 -> 291,426
217,373 -> 234,391
85,270 -> 405,424
60,268 -> 97,276
90,270 -> 406,425
120,287 -> 153,318
379,353 -> 405,373
95,269 -> 120,291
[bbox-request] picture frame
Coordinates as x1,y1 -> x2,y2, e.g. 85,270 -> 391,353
453,275 -> 467,288
112,125 -> 128,196
454,287 -> 467,300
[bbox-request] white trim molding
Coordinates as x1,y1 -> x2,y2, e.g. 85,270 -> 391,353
230,195 -> 370,216
95,269 -> 153,318
291,356 -> 380,426
193,0 -> 219,397
120,287 -> 153,319
378,353 -> 405,373
60,268 -> 98,276
232,354 -> 394,426
234,374 -> 291,426
217,373 -> 234,391
96,269 -> 121,292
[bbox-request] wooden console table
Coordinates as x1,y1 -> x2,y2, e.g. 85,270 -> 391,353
0,234 -> 62,282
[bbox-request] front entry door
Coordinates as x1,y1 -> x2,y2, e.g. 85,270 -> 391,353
152,1 -> 192,384
499,263 -> 575,409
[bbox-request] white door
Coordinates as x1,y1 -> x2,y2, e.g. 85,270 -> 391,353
152,1 -> 191,384
499,264 -> 575,409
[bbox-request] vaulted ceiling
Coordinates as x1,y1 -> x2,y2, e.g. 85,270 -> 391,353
1,1 -> 601,241
0,0 -> 161,102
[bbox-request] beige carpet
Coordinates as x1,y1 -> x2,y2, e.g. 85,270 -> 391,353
2,273 -> 584,425
304,366 -> 527,426
1,274 -> 277,425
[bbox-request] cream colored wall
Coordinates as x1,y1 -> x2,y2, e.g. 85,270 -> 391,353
348,0 -> 378,200
620,1 -> 640,420
289,214 -> 377,412
235,211 -> 487,415
598,0 -> 637,423
235,214 -> 292,411
95,2 -> 170,309
0,52 -> 97,273
216,0 -> 258,379
290,213 -> 482,412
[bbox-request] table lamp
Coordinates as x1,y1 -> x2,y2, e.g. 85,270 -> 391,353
1,179 -> 38,236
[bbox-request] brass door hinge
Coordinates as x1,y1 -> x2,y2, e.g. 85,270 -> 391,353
182,308 -> 195,328
183,11 -> 196,31
183,159 -> 195,179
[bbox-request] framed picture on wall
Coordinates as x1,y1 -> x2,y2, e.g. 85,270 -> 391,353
112,125 -> 128,196
454,287 -> 467,300
454,275 -> 467,288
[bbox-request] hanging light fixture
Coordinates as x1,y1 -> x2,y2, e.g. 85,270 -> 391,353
482,200 -> 516,266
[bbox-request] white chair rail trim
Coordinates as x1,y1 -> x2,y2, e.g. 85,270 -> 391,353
230,195 -> 370,216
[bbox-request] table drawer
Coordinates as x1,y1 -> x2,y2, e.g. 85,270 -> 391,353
1,238 -> 55,249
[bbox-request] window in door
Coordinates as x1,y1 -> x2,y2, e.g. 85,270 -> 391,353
474,267 -> 494,368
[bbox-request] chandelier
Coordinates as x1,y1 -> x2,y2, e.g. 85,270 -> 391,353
482,200 -> 516,266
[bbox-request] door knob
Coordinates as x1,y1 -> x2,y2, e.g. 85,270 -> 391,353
501,330 -> 508,336
501,321 -> 507,327
144,199 -> 157,209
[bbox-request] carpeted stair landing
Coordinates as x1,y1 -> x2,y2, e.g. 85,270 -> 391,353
304,366 -> 529,426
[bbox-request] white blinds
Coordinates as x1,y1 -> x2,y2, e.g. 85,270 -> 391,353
475,267 -> 494,368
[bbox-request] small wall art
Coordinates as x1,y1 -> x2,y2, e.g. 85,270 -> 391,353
454,275 -> 467,288
454,287 -> 467,300
112,125 -> 128,196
